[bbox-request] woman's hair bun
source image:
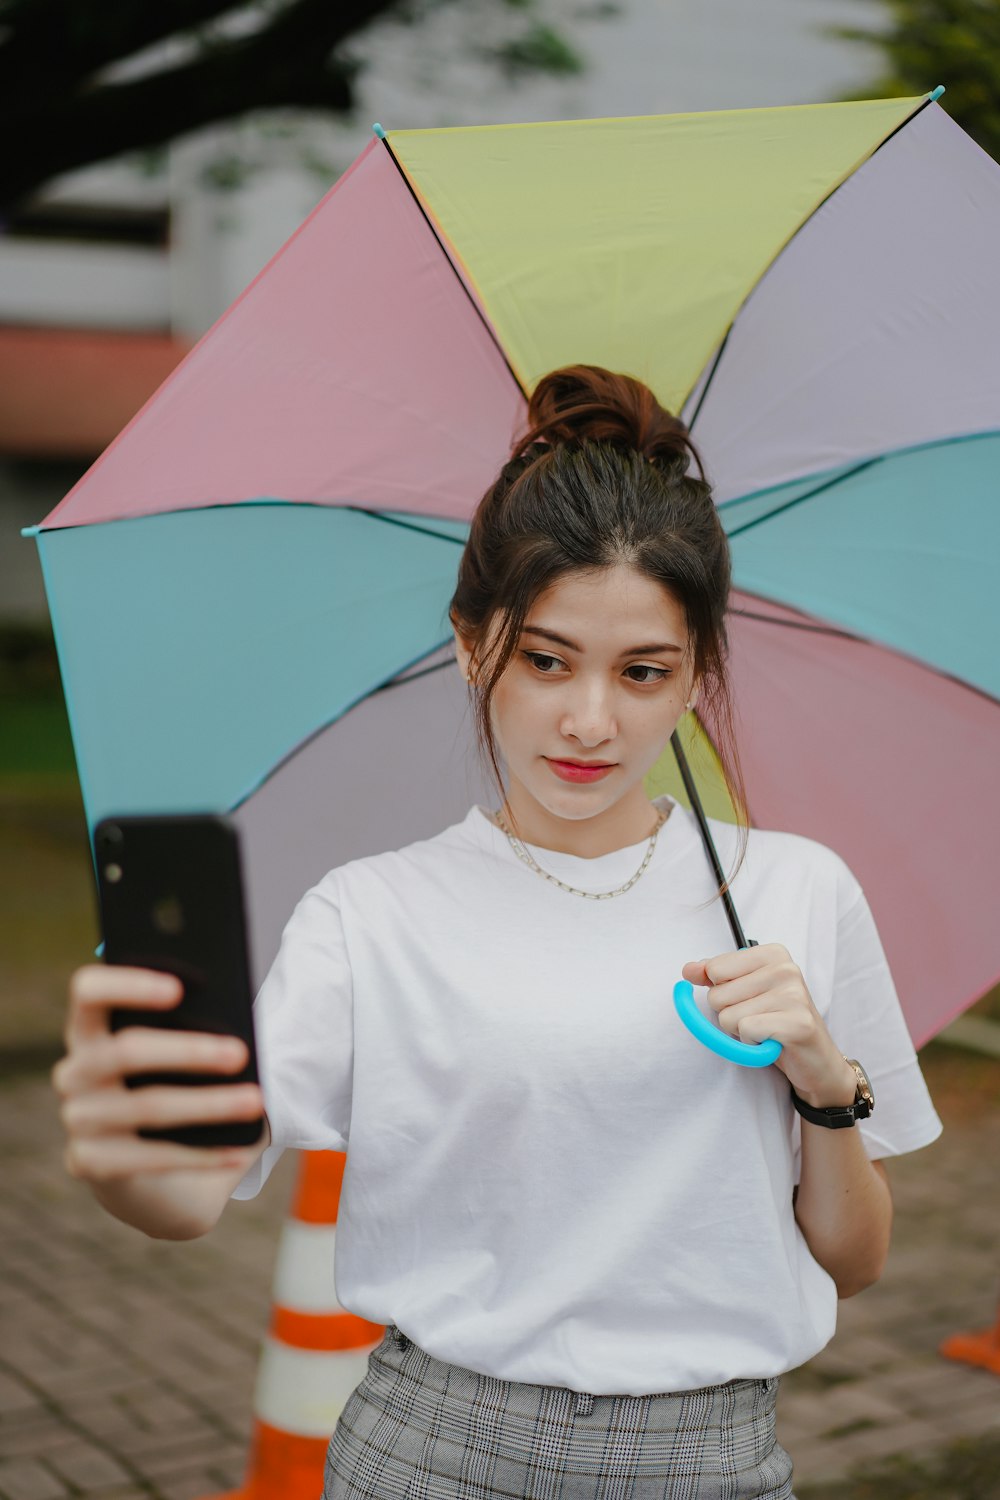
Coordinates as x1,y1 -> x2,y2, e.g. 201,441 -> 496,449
512,364 -> 701,475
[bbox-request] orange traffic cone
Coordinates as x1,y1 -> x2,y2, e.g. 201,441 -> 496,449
940,1287 -> 1000,1377
213,1150 -> 385,1499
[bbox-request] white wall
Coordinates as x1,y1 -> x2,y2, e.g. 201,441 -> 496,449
0,239 -> 170,330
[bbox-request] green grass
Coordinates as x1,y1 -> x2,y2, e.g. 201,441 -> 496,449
0,771 -> 97,1061
0,692 -> 77,774
0,632 -> 93,1058
0,625 -> 77,775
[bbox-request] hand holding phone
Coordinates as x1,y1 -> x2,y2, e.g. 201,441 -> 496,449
53,963 -> 266,1190
91,814 -> 265,1148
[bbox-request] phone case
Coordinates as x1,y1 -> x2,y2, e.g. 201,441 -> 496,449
95,813 -> 264,1147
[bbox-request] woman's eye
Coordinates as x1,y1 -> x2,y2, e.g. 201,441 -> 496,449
524,651 -> 563,673
624,665 -> 671,684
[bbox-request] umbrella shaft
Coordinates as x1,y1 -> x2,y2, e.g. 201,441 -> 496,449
669,732 -> 753,952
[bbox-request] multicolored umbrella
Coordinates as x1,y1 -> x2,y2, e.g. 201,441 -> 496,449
24,90 -> 1000,1048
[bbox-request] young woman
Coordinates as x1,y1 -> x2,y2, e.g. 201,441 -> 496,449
55,365 -> 941,1500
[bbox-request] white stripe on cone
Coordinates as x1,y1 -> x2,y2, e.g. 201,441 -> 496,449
271,1221 -> 341,1313
254,1338 -> 375,1437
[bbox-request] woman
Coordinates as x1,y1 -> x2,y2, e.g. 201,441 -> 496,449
54,365 -> 941,1499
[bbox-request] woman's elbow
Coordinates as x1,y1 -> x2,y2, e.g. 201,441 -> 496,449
835,1256 -> 885,1299
833,1231 -> 892,1299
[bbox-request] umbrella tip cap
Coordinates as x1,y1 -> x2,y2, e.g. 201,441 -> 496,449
20,524 -> 41,538
372,122 -> 387,139
929,84 -> 946,101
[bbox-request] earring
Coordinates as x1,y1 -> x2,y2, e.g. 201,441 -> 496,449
685,700 -> 693,710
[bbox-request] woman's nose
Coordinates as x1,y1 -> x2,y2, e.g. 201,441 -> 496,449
559,681 -> 618,746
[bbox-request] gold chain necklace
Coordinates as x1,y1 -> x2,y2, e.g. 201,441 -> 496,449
492,805 -> 669,900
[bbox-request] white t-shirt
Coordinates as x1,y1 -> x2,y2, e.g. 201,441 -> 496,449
233,794 -> 941,1395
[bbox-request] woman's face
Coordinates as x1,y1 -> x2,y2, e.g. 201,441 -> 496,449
456,564 -> 699,850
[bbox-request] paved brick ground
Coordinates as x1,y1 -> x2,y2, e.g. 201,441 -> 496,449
1,1052 -> 998,1500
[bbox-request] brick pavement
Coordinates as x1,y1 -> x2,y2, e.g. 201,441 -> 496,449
1,1054 -> 998,1500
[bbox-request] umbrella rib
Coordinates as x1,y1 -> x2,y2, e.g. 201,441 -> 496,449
723,458 -> 880,539
229,640 -> 458,812
348,506 -> 468,545
863,89 -> 941,159
727,606 -> 860,641
730,601 -> 1000,709
372,654 -> 457,693
685,327 -> 732,433
374,135 -> 528,402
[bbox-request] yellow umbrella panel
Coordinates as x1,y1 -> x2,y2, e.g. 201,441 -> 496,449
389,98 -> 923,412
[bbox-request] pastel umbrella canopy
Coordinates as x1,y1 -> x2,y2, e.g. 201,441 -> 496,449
26,92 -> 999,1048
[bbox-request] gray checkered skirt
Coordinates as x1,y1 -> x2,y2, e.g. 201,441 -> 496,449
322,1324 -> 794,1500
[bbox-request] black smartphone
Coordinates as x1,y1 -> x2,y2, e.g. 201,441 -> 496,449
94,813 -> 264,1148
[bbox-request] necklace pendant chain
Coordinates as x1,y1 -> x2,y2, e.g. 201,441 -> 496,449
493,806 -> 668,899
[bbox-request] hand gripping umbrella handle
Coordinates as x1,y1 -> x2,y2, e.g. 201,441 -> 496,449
673,980 -> 783,1068
669,730 -> 783,1069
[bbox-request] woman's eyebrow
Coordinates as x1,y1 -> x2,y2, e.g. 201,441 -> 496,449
521,626 -> 684,655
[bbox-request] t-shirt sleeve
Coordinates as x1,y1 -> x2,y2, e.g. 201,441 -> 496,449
794,867 -> 943,1181
231,877 -> 353,1200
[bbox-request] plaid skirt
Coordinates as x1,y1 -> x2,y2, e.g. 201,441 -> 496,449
322,1324 -> 795,1500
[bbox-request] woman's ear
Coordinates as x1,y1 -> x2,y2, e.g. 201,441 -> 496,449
452,626 -> 475,685
686,678 -> 700,713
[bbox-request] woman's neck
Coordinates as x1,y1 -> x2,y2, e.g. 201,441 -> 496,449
490,785 -> 669,858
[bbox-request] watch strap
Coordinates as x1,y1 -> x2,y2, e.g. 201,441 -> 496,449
790,1060 -> 874,1129
790,1089 -> 871,1128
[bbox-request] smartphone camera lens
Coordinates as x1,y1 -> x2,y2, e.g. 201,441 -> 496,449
97,823 -> 124,855
97,824 -> 125,884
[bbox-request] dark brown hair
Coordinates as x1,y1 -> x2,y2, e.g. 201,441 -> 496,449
449,363 -> 749,879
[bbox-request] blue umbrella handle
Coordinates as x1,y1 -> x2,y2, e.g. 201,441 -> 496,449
673,980 -> 783,1068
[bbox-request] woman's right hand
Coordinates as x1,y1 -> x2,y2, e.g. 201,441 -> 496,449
53,964 -> 267,1191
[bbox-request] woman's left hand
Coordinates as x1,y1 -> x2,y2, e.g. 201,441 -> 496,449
680,945 -> 857,1106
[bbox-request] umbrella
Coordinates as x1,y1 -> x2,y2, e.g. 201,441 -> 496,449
24,89 -> 1000,1050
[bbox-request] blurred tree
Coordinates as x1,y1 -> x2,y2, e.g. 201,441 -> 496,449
834,0 -> 1000,162
0,0 -> 587,210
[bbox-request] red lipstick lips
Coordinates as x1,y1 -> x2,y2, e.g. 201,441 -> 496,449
546,758 -> 616,784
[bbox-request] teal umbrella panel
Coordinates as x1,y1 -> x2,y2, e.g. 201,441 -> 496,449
36,504 -> 465,829
724,432 -> 1000,700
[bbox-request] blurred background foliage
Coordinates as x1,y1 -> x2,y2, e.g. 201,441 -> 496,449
0,0 -> 589,210
5,0 -> 999,211
834,0 -> 1000,160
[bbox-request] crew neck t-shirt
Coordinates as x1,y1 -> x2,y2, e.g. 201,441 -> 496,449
232,794 -> 942,1395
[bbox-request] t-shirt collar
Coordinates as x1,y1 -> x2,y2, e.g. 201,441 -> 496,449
463,794 -> 694,891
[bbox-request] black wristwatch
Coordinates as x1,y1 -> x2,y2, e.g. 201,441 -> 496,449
790,1059 -> 875,1129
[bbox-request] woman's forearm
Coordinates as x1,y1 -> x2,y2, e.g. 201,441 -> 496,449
90,1159 -> 254,1240
794,1124 -> 892,1297
679,942 -> 895,1297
